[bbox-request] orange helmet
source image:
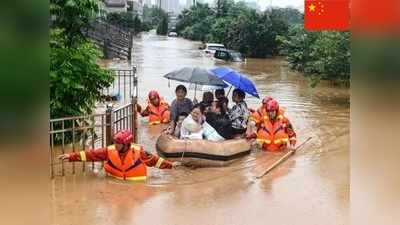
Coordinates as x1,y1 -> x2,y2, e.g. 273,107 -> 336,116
266,99 -> 279,112
262,96 -> 273,105
113,130 -> 133,145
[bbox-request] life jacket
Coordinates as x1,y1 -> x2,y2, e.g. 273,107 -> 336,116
255,110 -> 290,152
103,144 -> 147,181
147,99 -> 171,125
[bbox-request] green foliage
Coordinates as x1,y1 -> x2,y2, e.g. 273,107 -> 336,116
279,25 -> 350,85
133,15 -> 142,33
143,5 -> 167,29
50,0 -> 114,119
156,12 -> 169,35
175,1 -> 349,85
50,30 -> 114,118
176,3 -> 288,57
106,12 -> 144,34
50,0 -> 100,45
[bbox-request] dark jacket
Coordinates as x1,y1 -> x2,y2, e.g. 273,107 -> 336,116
205,112 -> 234,139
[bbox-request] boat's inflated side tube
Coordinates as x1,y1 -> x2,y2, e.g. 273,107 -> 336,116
156,134 -> 252,167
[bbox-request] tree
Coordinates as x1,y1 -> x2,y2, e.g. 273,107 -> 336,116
50,0 -> 99,46
133,15 -> 142,34
50,0 -> 114,118
157,12 -> 169,35
50,30 -> 114,118
278,25 -> 350,86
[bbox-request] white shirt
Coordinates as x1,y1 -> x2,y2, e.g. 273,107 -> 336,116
180,114 -> 204,140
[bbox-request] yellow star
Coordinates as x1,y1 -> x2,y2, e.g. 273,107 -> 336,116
309,4 -> 316,12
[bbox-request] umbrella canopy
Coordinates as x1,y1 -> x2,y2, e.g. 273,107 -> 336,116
210,67 -> 259,98
164,67 -> 228,87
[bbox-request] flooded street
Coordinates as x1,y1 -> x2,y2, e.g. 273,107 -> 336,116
52,31 -> 349,225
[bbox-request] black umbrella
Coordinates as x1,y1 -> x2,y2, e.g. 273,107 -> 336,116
164,67 -> 228,99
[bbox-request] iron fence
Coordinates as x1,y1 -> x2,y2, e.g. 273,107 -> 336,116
49,67 -> 139,178
103,67 -> 138,104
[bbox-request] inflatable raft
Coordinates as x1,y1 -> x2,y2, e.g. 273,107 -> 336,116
156,134 -> 252,167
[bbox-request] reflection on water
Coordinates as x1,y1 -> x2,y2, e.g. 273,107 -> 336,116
52,31 -> 349,225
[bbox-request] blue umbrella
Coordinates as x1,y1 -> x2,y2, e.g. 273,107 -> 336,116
211,67 -> 259,98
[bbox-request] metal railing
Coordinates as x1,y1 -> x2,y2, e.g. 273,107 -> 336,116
49,67 -> 139,178
104,67 -> 138,104
83,19 -> 133,60
49,99 -> 138,178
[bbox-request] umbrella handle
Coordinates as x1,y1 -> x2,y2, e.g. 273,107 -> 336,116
194,83 -> 197,101
226,86 -> 233,96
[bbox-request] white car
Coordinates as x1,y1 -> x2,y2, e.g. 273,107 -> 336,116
168,32 -> 178,37
203,43 -> 226,56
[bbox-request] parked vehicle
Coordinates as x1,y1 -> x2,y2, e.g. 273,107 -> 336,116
203,43 -> 226,55
214,49 -> 245,62
168,32 -> 178,37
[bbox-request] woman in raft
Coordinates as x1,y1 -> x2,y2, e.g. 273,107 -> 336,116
180,103 -> 231,141
137,90 -> 171,125
166,85 -> 193,134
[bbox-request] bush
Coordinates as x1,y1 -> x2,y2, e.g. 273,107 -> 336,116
50,30 -> 114,118
156,13 -> 169,35
278,25 -> 350,86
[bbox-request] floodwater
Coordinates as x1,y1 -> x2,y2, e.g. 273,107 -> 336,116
51,31 -> 350,225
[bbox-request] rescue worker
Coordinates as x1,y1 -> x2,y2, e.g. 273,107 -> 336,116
136,90 -> 171,125
58,130 -> 181,181
248,99 -> 297,151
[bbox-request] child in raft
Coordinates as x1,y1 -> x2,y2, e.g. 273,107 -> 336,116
199,91 -> 214,113
173,112 -> 188,138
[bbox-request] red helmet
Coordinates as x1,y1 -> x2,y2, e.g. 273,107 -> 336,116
262,96 -> 273,105
148,90 -> 160,99
266,99 -> 279,112
113,130 -> 133,145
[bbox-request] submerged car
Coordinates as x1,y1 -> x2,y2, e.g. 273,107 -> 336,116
203,43 -> 226,55
214,49 -> 245,62
168,32 -> 178,37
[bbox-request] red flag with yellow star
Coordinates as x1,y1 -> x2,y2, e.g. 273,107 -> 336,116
304,0 -> 350,31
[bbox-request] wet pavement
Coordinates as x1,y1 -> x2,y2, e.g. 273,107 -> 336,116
51,31 -> 349,225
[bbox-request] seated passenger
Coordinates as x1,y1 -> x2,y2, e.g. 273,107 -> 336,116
205,101 -> 234,140
173,112 -> 188,138
180,104 -> 205,140
166,85 -> 193,134
228,88 -> 250,136
215,88 -> 229,112
137,90 -> 171,125
199,91 -> 214,113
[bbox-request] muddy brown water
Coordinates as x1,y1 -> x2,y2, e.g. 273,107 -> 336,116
51,31 -> 349,225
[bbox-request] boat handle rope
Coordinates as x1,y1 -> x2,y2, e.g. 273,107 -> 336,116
180,139 -> 187,162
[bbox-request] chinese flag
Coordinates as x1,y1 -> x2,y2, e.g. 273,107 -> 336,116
304,0 -> 350,31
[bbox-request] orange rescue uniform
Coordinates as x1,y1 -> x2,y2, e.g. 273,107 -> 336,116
249,107 -> 296,151
141,98 -> 171,125
68,144 -> 173,181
